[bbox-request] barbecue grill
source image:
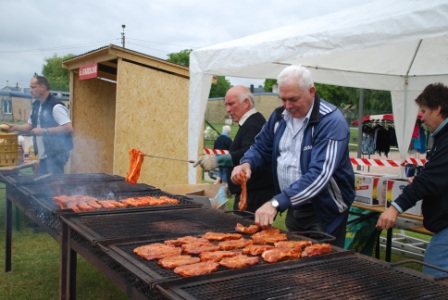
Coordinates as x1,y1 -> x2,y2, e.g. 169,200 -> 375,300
3,172 -> 192,237
59,206 -> 343,298
156,252 -> 448,300
2,173 -> 199,271
5,172 -> 448,300
60,206 -> 448,300
34,190 -> 201,236
61,206 -> 312,244
95,234 -> 341,287
60,207 -> 266,244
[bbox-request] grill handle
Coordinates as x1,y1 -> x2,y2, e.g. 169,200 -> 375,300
391,259 -> 448,281
289,230 -> 336,243
224,210 -> 255,220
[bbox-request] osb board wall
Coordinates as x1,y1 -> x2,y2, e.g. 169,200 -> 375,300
11,97 -> 32,122
205,93 -> 280,124
69,76 -> 116,174
114,60 -> 191,188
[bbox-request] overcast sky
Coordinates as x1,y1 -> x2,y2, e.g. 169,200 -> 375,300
0,0 -> 375,89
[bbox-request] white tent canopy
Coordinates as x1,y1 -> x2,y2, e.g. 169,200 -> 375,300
188,0 -> 448,183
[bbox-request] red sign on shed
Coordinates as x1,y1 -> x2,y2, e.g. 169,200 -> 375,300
79,63 -> 98,80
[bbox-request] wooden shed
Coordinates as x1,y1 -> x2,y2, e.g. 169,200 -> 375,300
62,45 -> 200,188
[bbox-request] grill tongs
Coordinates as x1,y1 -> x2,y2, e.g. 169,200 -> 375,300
140,153 -> 195,164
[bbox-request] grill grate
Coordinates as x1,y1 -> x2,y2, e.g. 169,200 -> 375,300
97,236 -> 341,285
25,191 -> 200,236
156,254 -> 448,300
60,208 -> 258,243
31,190 -> 200,214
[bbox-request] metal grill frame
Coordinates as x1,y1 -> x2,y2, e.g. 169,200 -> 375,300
31,190 -> 202,216
7,172 -> 447,300
60,223 -> 165,299
59,208 -> 262,245
155,252 -> 448,300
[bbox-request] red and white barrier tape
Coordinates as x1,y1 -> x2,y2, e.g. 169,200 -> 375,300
350,157 -> 426,167
203,149 -> 426,167
203,148 -> 229,155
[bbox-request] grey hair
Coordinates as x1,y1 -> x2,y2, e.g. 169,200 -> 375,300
277,65 -> 314,91
238,87 -> 255,107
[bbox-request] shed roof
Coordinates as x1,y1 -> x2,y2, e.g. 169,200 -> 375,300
62,44 -> 189,81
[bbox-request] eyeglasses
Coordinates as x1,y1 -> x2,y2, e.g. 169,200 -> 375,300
30,85 -> 40,89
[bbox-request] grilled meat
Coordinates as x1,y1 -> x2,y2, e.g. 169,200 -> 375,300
174,261 -> 219,277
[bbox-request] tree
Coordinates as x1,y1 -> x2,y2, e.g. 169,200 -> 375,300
166,49 -> 230,98
167,49 -> 192,66
263,78 -> 392,115
315,84 -> 392,115
209,76 -> 231,98
41,54 -> 75,91
264,79 -> 277,92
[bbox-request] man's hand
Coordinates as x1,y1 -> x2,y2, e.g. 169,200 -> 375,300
255,201 -> 277,228
193,154 -> 217,171
4,123 -> 32,134
231,163 -> 252,183
376,206 -> 400,230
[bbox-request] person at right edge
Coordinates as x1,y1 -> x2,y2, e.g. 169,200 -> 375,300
195,86 -> 276,213
376,83 -> 448,277
231,65 -> 355,248
7,76 -> 73,175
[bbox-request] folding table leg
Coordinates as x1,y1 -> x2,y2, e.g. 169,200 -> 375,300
60,222 -> 77,299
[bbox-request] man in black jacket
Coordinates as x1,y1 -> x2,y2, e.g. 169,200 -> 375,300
195,86 -> 276,213
8,76 -> 73,175
376,83 -> 448,276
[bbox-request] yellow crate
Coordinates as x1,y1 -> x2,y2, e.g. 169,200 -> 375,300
0,133 -> 19,166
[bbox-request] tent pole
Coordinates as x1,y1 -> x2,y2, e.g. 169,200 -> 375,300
356,89 -> 364,171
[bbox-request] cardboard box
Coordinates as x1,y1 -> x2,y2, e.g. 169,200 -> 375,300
385,179 -> 422,216
354,173 -> 397,206
162,184 -> 228,209
162,183 -> 224,197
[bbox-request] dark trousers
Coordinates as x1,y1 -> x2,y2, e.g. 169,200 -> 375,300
285,203 -> 348,248
38,151 -> 70,175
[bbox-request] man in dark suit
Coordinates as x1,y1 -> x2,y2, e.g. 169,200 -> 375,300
195,86 -> 276,213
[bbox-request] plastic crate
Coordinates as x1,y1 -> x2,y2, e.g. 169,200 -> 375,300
0,133 -> 19,166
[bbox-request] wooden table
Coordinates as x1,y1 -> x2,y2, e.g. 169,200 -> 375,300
351,202 -> 432,262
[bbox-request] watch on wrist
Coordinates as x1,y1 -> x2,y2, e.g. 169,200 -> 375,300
270,198 -> 279,208
43,128 -> 49,135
